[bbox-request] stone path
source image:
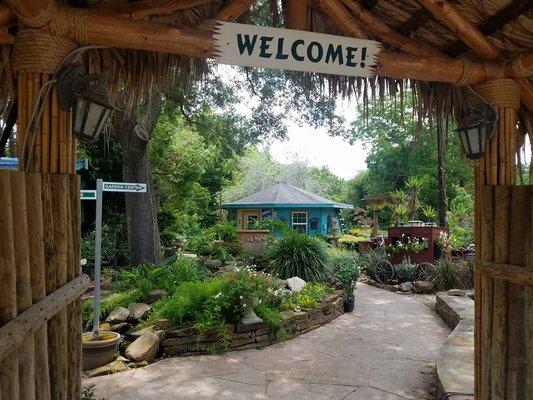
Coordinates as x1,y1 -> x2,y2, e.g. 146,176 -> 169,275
85,283 -> 450,400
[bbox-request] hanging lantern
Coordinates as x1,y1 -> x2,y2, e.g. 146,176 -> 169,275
455,102 -> 498,159
58,65 -> 115,142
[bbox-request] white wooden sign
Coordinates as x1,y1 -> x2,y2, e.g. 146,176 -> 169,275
102,182 -> 147,193
213,21 -> 381,78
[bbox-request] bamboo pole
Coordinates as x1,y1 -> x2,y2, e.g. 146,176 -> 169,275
480,186 -> 494,399
17,72 -> 27,162
50,175 -> 69,400
313,0 -> 367,39
0,169 -> 19,400
0,2 -> 15,26
26,73 -> 34,171
50,88 -> 59,174
216,0 -> 255,22
506,186 -> 528,399
41,74 -> 50,173
527,186 -> 533,398
5,0 -> 52,22
33,73 -> 41,173
491,186 -> 511,399
10,172 -> 35,400
25,174 -> 51,400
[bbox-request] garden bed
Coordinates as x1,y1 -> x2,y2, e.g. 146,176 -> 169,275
159,290 -> 344,357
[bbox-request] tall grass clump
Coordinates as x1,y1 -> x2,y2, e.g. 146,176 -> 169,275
432,259 -> 461,290
267,230 -> 330,282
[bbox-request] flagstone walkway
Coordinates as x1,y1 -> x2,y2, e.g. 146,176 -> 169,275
85,283 -> 450,400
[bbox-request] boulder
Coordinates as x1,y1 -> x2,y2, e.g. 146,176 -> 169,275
88,360 -> 128,378
154,318 -> 171,330
413,280 -> 433,294
286,277 -> 306,293
99,322 -> 111,331
128,326 -> 154,340
399,282 -> 413,292
128,303 -> 151,321
110,322 -> 131,334
448,289 -> 466,297
147,289 -> 167,304
106,307 -> 130,324
125,331 -> 160,362
204,259 -> 223,271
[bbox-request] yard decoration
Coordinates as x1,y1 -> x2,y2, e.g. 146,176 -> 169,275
0,0 -> 532,399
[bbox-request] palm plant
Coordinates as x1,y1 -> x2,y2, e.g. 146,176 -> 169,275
406,176 -> 424,219
422,205 -> 438,222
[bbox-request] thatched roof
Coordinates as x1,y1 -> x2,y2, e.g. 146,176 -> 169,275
1,0 -> 532,128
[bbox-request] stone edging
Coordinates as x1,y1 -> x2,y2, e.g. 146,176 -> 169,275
160,291 -> 344,357
435,291 -> 475,400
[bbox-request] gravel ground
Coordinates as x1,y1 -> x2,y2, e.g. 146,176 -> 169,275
403,293 -> 437,311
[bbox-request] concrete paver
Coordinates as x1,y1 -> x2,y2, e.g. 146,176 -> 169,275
85,283 -> 449,400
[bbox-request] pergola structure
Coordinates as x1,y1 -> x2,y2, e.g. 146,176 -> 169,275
0,0 -> 531,399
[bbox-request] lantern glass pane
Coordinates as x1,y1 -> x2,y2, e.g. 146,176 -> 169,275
74,98 -> 88,134
467,127 -> 481,155
84,102 -> 106,137
95,108 -> 112,137
459,130 -> 469,154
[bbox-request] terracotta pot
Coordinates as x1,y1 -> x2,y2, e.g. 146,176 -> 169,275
82,331 -> 121,371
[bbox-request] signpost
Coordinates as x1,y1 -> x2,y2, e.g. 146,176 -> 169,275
81,179 -> 147,337
213,21 -> 381,78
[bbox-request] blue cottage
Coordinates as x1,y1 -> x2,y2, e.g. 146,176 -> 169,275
223,182 -> 352,236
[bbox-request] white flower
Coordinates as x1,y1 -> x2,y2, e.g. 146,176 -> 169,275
239,295 -> 243,299
243,303 -> 246,308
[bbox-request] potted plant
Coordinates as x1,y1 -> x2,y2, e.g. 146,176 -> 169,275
82,330 -> 121,371
332,251 -> 361,312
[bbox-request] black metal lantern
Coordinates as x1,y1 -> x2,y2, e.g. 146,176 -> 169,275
455,102 -> 498,159
57,65 -> 115,142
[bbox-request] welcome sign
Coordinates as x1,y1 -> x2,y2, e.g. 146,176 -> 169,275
213,22 -> 381,78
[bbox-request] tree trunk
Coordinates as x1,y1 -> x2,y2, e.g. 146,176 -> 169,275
113,94 -> 162,266
436,112 -> 447,227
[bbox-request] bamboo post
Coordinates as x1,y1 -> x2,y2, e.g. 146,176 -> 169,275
0,170 -> 19,400
527,187 -> 533,397
25,174 -> 51,400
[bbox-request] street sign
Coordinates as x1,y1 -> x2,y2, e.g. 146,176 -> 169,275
102,182 -> 147,193
80,190 -> 97,200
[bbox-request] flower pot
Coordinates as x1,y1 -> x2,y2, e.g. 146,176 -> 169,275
344,298 -> 355,313
82,331 -> 121,371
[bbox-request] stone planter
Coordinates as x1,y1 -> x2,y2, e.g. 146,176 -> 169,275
82,331 -> 121,371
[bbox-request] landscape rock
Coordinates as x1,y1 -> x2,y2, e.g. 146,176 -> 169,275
99,322 -> 111,331
204,259 -> 223,271
125,331 -> 160,362
413,280 -> 433,294
129,361 -> 148,369
182,252 -> 198,260
286,277 -> 306,293
448,289 -> 466,297
148,289 -> 167,304
241,309 -> 263,325
105,307 -> 130,324
88,360 -> 128,377
119,340 -> 132,352
128,303 -> 152,320
399,282 -> 413,292
128,326 -> 154,340
154,318 -> 171,330
110,322 -> 131,334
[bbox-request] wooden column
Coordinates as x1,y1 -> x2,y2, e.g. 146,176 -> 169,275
472,79 -> 523,399
4,24 -> 82,400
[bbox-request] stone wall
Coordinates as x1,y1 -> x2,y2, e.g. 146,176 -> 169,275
160,291 -> 344,357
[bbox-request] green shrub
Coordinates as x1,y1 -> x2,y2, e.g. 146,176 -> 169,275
255,303 -> 285,332
432,259 -> 461,290
82,290 -> 143,328
359,247 -> 387,280
81,223 -> 128,272
280,283 -> 334,310
206,221 -> 238,242
267,230 -> 330,282
395,258 -> 416,283
331,250 -> 360,300
459,259 -> 475,289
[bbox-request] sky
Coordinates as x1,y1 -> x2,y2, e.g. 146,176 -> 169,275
265,111 -> 369,180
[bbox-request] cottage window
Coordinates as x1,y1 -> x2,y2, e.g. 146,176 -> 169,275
292,212 -> 308,233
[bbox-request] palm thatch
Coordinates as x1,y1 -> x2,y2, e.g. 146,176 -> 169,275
0,0 -> 532,133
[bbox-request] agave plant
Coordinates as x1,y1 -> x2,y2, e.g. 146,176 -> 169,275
422,205 -> 438,222
392,204 -> 409,224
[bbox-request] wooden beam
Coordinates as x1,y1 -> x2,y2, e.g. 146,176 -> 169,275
447,0 -> 533,57
215,0 -> 255,22
6,0 -> 51,21
397,8 -> 432,36
340,0 -> 443,57
0,2 -> 15,26
478,262 -> 533,290
285,0 -> 309,30
416,0 -> 500,60
0,27 -> 13,43
313,0 -> 367,38
93,0 -> 216,20
519,79 -> 533,113
85,12 -> 214,58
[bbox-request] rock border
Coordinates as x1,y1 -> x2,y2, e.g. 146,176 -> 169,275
160,291 -> 344,357
435,290 -> 475,400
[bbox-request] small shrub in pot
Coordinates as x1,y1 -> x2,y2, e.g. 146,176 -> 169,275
331,250 -> 360,312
